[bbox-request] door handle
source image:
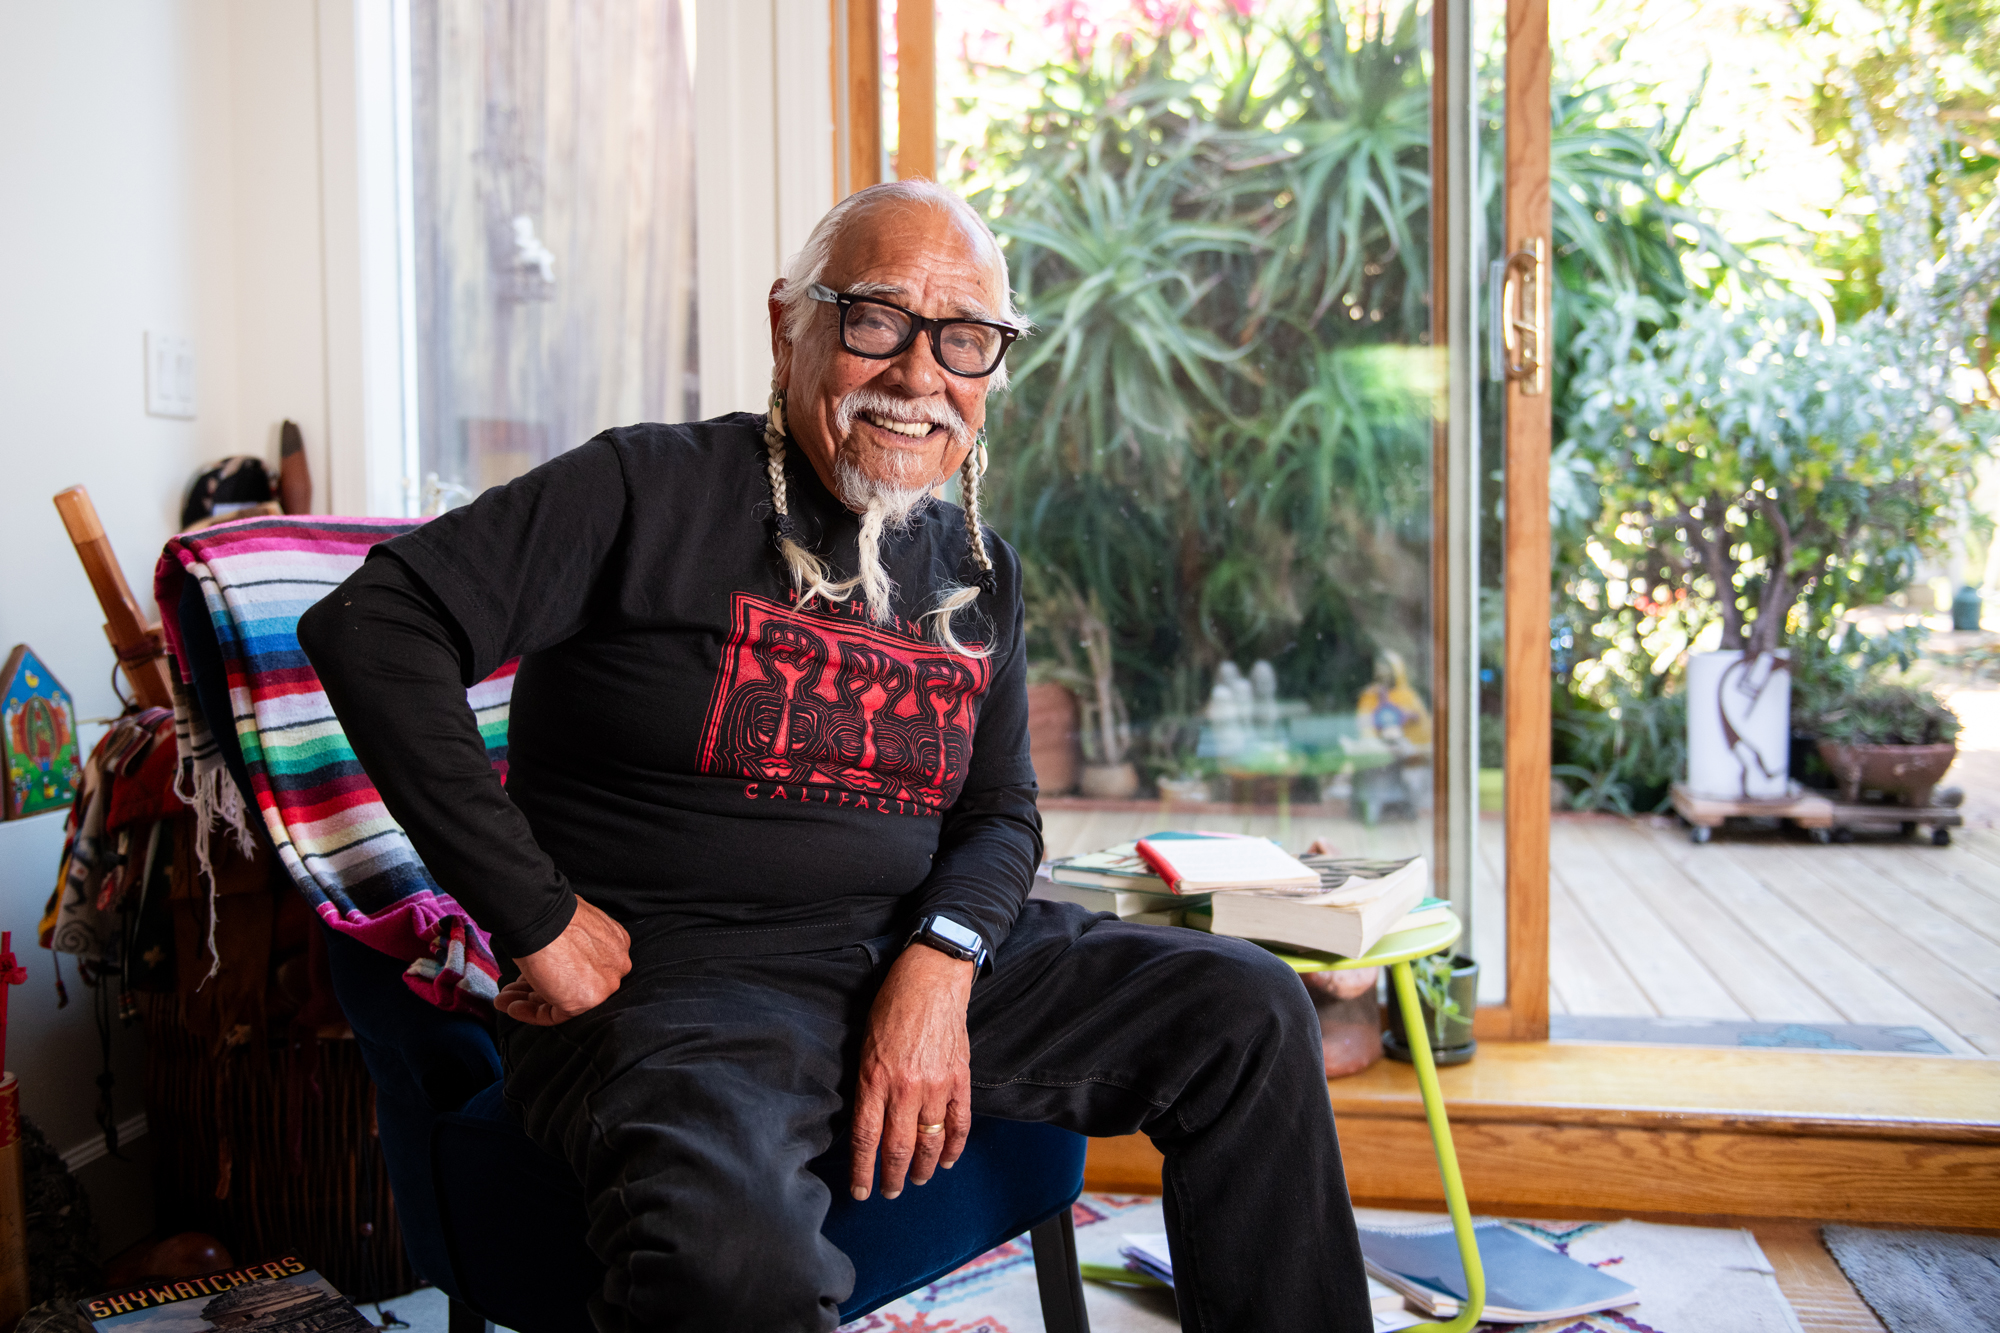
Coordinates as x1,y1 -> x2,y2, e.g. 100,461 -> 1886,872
1498,238 -> 1546,396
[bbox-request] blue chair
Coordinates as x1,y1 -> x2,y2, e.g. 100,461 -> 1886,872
174,573 -> 1093,1333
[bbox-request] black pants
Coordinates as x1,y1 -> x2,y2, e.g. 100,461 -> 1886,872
500,900 -> 1371,1333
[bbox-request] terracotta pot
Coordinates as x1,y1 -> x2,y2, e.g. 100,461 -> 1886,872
1815,739 -> 1957,807
1078,762 -> 1141,800
1026,682 -> 1081,796
1313,991 -> 1383,1079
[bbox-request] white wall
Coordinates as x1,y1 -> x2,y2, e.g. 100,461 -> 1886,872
0,0 -> 331,1185
0,0 -> 831,1204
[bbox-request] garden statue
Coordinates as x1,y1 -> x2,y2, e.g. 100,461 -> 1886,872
1349,652 -> 1430,822
1355,651 -> 1430,749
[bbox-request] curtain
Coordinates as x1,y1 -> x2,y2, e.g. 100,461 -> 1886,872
412,0 -> 698,506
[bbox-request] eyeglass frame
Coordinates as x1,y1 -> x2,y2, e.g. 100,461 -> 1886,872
805,283 -> 1024,379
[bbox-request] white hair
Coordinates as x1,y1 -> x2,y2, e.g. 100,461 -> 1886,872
777,179 -> 1023,391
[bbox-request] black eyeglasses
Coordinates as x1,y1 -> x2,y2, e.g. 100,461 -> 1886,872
807,283 -> 1023,378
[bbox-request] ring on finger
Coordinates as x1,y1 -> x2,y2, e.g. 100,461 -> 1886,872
917,1122 -> 946,1136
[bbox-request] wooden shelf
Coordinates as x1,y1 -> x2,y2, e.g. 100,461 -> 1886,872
1083,1042 -> 2000,1227
1328,1041 -> 2000,1141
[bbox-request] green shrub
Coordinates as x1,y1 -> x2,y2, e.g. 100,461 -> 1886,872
1812,681 -> 1961,747
1551,682 -> 1687,815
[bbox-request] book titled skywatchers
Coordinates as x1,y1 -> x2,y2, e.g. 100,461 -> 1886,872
77,1256 -> 375,1333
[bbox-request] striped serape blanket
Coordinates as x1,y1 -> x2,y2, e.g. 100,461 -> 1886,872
155,516 -> 513,1011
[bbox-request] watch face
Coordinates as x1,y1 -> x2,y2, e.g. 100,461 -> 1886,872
930,915 -> 982,954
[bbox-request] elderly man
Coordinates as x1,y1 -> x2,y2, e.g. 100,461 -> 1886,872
300,180 -> 1370,1333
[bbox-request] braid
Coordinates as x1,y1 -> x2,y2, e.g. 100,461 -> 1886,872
764,388 -> 860,606
958,443 -> 997,595
919,440 -> 997,658
853,503 -> 894,622
762,400 -> 797,546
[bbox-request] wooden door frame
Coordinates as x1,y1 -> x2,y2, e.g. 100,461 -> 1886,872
1495,0 -> 1552,1040
831,1 -> 934,192
832,0 -> 882,197
1434,0 -> 1551,1042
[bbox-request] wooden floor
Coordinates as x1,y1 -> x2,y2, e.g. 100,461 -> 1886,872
1038,801 -> 2000,1056
1547,816 -> 2000,1055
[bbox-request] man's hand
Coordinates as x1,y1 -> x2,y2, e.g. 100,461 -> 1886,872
495,897 -> 632,1025
850,943 -> 976,1201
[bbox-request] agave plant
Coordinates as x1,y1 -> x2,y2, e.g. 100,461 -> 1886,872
966,0 -> 1758,767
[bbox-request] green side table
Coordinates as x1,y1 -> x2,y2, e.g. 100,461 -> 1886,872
1271,910 -> 1485,1333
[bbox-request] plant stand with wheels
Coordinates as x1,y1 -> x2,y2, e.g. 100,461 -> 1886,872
1669,783 -> 1835,843
1822,799 -> 1964,846
1270,912 -> 1485,1333
1669,783 -> 1963,845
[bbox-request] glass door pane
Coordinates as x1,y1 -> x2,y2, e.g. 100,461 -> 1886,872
408,0 -> 699,512
941,2 -> 1439,873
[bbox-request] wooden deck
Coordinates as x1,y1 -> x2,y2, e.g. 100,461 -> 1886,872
1038,802 -> 2000,1057
1546,815 -> 2000,1056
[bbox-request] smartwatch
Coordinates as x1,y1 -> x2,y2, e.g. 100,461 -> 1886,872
907,913 -> 989,971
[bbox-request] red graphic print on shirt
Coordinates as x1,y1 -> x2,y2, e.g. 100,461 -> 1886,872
698,593 -> 991,815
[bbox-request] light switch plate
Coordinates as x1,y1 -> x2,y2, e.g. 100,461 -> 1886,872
145,331 -> 197,419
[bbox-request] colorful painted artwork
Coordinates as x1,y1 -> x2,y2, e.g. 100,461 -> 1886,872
2,645 -> 81,819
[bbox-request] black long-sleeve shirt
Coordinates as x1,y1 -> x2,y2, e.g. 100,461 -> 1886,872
297,415 -> 1042,963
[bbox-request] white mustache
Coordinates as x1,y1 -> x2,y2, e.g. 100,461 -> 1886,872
834,387 -> 970,443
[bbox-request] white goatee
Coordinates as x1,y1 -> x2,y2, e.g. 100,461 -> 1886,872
836,461 -> 931,625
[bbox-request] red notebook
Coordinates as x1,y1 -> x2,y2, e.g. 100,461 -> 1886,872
1135,835 -> 1320,894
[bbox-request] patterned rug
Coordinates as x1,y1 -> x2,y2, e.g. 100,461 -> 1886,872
837,1194 -> 1179,1332
839,1198 -> 1806,1333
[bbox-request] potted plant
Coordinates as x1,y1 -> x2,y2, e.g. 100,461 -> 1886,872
1808,680 -> 1961,808
1025,674 -> 1082,797
1382,953 -> 1478,1067
1029,574 -> 1138,799
1565,293 -> 1979,801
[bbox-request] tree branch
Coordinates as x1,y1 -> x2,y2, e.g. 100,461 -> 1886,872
1748,494 -> 1795,659
1674,495 -> 1742,649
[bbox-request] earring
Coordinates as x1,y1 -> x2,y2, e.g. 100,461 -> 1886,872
972,430 -> 989,480
768,386 -> 788,437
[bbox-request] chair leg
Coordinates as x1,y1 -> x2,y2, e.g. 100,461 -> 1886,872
1030,1206 -> 1092,1333
1388,958 -> 1486,1333
446,1297 -> 492,1333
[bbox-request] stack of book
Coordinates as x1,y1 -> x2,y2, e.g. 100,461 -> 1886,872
1039,832 -> 1443,959
1037,834 -> 1199,925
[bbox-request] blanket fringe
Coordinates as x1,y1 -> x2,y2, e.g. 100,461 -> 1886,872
181,759 -> 255,989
